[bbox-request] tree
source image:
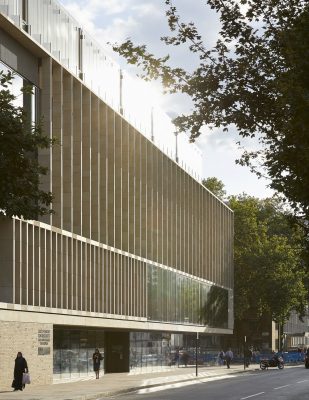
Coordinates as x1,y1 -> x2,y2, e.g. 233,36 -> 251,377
0,70 -> 53,219
229,194 -> 308,342
113,0 -> 309,221
200,177 -> 308,342
202,177 -> 226,200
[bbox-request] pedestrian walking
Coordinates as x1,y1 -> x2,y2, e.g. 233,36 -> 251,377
12,352 -> 28,391
181,351 -> 190,367
225,348 -> 233,369
218,350 -> 225,366
174,348 -> 180,366
92,348 -> 103,379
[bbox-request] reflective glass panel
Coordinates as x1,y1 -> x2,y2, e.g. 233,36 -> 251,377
147,264 -> 229,329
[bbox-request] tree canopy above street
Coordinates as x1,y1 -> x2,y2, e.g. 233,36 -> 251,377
203,177 -> 308,337
0,70 -> 53,219
113,0 -> 309,221
230,194 -> 308,325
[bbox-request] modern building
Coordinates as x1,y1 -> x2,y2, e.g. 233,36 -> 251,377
0,0 -> 234,386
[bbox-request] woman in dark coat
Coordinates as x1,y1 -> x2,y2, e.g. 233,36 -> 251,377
92,348 -> 103,379
13,352 -> 28,391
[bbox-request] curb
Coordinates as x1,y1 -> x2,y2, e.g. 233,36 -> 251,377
75,368 -> 259,400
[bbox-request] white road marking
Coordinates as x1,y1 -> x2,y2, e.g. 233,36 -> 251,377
273,384 -> 291,390
240,393 -> 265,399
297,380 -> 308,383
136,374 -> 237,394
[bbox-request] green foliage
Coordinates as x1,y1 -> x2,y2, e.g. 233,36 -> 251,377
229,194 -> 308,326
202,177 -> 226,200
113,0 -> 309,221
198,177 -> 309,335
0,70 -> 53,219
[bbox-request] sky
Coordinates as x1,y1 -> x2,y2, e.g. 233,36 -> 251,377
59,0 -> 274,198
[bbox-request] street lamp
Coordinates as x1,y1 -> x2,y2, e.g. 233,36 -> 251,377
244,336 -> 247,370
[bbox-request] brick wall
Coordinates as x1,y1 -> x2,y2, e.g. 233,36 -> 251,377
0,321 -> 53,389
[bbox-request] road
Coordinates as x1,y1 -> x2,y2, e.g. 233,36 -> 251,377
114,366 -> 308,400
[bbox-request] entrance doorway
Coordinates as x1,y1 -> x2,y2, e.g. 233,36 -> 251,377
105,331 -> 129,373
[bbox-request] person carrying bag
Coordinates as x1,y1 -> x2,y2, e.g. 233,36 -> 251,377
12,352 -> 29,391
22,371 -> 31,385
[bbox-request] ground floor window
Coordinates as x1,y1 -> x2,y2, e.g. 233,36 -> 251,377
130,332 -> 181,370
53,327 -> 227,379
53,328 -> 104,379
129,332 -> 225,371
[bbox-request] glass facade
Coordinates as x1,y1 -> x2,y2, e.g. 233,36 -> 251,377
129,331 -> 226,372
53,328 -> 225,376
53,328 -> 104,379
147,264 -> 229,328
130,332 -> 181,370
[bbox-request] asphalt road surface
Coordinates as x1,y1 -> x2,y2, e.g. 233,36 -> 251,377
114,366 -> 309,400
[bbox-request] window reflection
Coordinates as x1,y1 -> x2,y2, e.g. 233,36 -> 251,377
53,328 -> 104,379
0,61 -> 37,124
130,331 -> 227,372
147,264 -> 229,328
130,332 -> 179,371
200,285 -> 228,329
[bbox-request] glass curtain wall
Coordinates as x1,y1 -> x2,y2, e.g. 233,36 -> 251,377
54,329 -> 227,377
129,332 -> 226,372
53,328 -> 104,379
147,264 -> 229,329
130,332 -> 183,371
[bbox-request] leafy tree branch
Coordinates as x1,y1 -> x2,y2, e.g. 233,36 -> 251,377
0,70 -> 54,219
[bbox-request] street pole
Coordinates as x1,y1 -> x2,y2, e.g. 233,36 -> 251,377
244,335 -> 246,370
196,332 -> 199,377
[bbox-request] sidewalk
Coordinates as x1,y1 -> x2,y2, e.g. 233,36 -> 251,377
0,364 -> 257,400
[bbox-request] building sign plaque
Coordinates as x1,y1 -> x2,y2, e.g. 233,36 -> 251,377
38,329 -> 51,355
